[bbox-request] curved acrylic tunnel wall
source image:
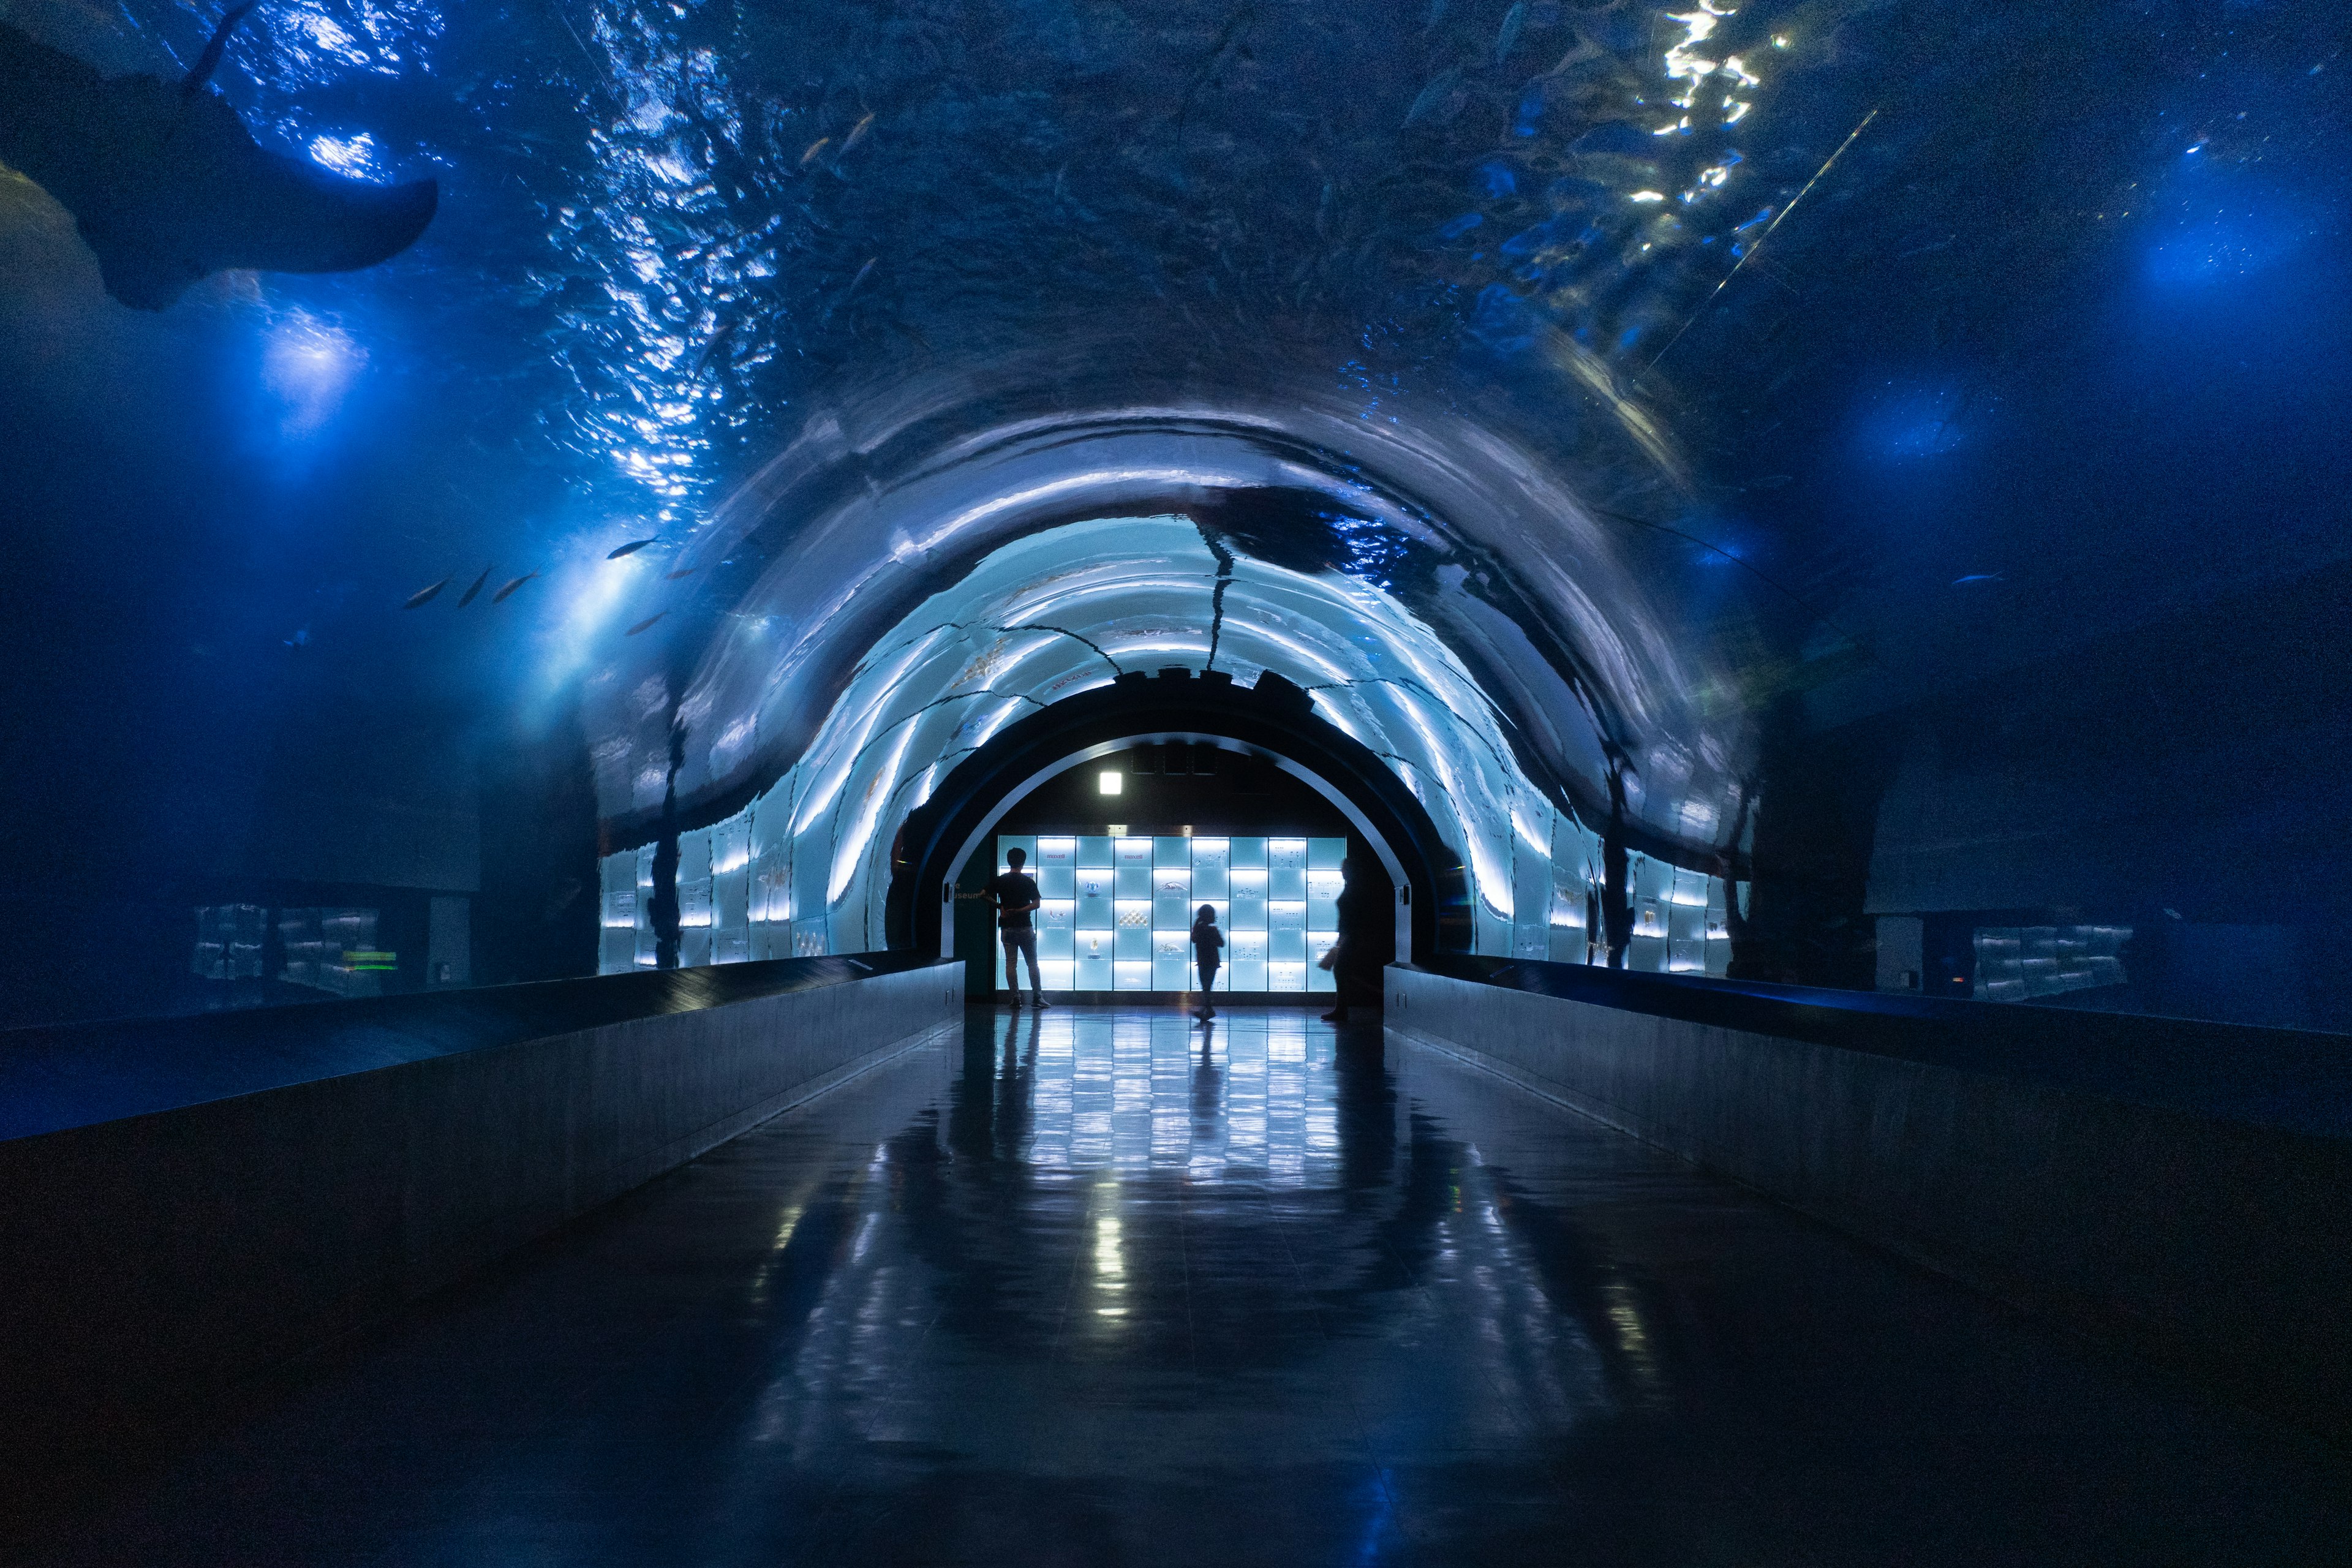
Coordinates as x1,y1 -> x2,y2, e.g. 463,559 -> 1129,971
598,516 -> 1731,976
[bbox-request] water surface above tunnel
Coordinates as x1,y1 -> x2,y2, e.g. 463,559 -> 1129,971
27,1010 -> 2346,1566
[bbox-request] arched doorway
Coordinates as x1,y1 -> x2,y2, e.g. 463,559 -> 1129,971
889,669 -> 1468,978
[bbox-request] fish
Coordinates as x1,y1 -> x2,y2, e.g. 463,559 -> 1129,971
404,577 -> 451,609
799,135 -> 831,168
839,112 -> 875,155
1951,573 -> 2004,586
1493,1 -> 1526,64
606,538 -> 658,559
686,317 -> 740,380
665,567 -> 699,579
625,612 -> 666,636
456,565 -> 494,607
0,16 -> 437,310
1403,66 -> 1461,128
491,572 -> 538,603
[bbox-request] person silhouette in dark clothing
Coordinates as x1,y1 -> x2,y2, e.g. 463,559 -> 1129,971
989,848 -> 1048,1008
1321,857 -> 1382,1023
1191,903 -> 1224,1020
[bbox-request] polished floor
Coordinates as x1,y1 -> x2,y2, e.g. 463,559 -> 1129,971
29,1008 -> 2347,1566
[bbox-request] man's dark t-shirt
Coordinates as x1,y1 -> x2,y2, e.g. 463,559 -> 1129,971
990,871 -> 1041,930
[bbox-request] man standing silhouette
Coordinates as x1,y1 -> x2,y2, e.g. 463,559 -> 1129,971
989,848 -> 1049,1008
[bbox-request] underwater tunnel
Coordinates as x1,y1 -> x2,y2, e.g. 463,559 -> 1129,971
4,1 -> 2350,1561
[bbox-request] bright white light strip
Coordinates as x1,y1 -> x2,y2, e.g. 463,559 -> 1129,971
969,632 -> 1066,687
914,469 -> 1229,556
827,720 -> 919,903
1101,639 -> 1212,658
793,678 -> 900,834
968,695 -> 1028,749
1006,576 -> 1210,621
1227,622 -> 1351,684
1510,808 -> 1550,857
1308,689 -> 1365,742
1384,687 -> 1513,918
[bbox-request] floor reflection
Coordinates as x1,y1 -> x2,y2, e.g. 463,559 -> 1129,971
34,1009 -> 2348,1568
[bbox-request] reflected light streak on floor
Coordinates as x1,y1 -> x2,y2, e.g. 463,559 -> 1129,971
33,1009 -> 2348,1567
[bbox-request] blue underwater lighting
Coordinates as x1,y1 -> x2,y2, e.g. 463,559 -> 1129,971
1857,381 -> 1969,461
259,312 -> 365,437
2144,213 -> 2298,286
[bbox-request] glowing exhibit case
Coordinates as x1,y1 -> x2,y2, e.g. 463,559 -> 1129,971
995,834 -> 1344,994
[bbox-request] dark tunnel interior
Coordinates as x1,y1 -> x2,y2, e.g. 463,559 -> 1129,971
6,3 -> 2352,1562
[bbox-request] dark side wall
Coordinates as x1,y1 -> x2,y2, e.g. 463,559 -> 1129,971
1857,555 -> 2352,1029
0,696 -> 483,1030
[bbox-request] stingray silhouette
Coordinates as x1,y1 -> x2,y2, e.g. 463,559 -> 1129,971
0,11 -> 436,310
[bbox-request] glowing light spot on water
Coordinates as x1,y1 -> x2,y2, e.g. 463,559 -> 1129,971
261,314 -> 364,436
307,133 -> 383,181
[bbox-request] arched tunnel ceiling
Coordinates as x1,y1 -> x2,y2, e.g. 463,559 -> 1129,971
2,0 -> 2346,948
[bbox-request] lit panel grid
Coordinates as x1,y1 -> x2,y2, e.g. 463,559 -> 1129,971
1190,837 -> 1229,899
1306,934 -> 1338,992
1268,838 -> 1308,901
1229,864 -> 1268,930
1151,862 -> 1193,930
1306,869 -> 1342,932
1308,837 -> 1346,871
1114,837 -> 1153,898
998,834 -> 1038,874
1228,927 -> 1268,990
1076,857 -> 1112,907
1006,833 -> 1330,990
1152,931 -> 1190,989
1036,835 -> 1077,897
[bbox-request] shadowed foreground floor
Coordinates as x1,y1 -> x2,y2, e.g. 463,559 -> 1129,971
24,1008 -> 2346,1566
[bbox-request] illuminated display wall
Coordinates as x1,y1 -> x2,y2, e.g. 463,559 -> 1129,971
995,835 -> 1344,993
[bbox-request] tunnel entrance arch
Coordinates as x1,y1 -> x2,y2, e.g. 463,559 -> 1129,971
888,668 -> 1467,964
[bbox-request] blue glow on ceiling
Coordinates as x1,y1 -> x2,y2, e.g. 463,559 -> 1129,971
1,0 -> 2347,906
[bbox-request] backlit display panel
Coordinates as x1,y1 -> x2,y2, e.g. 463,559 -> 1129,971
1004,834 -> 1343,992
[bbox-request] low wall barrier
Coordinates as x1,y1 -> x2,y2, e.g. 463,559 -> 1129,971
0,954 -> 963,1474
1387,956 -> 2352,1441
